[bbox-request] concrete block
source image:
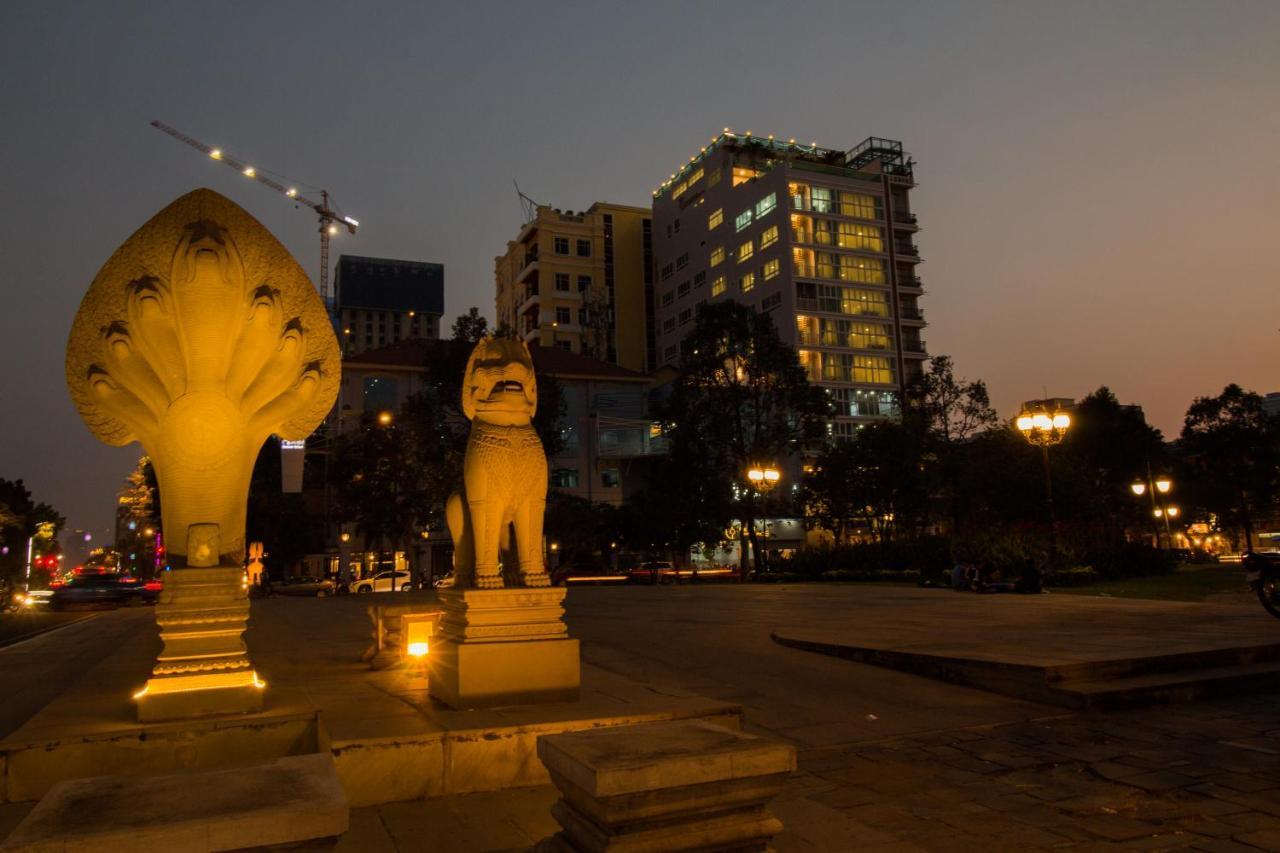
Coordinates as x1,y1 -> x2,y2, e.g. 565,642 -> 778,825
0,753 -> 347,852
537,720 -> 795,852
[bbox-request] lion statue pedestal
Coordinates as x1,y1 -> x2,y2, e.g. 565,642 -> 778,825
428,338 -> 579,709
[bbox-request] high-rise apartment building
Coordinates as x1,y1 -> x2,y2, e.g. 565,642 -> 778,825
494,203 -> 654,373
335,254 -> 444,356
651,132 -> 927,438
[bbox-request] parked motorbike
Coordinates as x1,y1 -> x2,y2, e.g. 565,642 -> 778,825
1243,551 -> 1280,620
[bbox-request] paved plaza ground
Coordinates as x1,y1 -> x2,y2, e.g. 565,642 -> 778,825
1,584 -> 1277,851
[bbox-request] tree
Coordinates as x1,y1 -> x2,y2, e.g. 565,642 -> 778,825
1059,387 -> 1167,538
450,306 -> 489,342
803,418 -> 929,544
115,457 -> 162,577
904,355 -> 997,531
1179,384 -> 1280,548
0,479 -> 65,587
658,302 -> 830,575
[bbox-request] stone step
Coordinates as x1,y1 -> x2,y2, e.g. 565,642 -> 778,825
1051,661 -> 1280,711
771,631 -> 1280,711
1045,643 -> 1280,683
0,753 -> 347,852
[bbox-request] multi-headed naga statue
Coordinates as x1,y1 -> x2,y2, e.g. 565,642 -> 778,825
66,188 -> 339,565
65,188 -> 338,718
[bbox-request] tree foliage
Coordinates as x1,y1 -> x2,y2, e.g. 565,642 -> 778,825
1179,384 -> 1280,546
654,302 -> 829,571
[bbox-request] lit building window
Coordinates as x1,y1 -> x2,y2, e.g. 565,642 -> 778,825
732,166 -> 761,186
813,220 -> 883,251
738,240 -> 754,263
687,167 -> 704,186
708,208 -> 724,230
755,193 -> 777,218
735,210 -> 752,231
760,225 -> 779,249
710,246 -> 725,267
741,272 -> 755,293
711,275 -> 727,296
707,169 -> 721,188
763,258 -> 780,280
815,253 -> 884,284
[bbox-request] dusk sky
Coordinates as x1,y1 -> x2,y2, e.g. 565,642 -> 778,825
2,1 -> 1277,543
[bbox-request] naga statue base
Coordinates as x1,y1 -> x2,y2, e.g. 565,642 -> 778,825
428,587 -> 579,710
135,566 -> 264,722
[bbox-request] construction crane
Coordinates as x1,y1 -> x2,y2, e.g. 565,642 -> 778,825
150,120 -> 357,310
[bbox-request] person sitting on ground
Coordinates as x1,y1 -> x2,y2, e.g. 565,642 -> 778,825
1015,559 -> 1043,594
951,560 -> 972,591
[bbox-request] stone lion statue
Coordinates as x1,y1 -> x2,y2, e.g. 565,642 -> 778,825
445,337 -> 551,589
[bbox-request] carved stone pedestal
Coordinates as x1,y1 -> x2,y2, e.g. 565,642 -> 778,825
428,587 -> 579,709
536,720 -> 795,852
136,566 -> 264,722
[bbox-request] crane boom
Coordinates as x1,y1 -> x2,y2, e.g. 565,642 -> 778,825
149,120 -> 357,310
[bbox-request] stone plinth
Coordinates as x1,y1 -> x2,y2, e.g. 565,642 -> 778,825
536,720 -> 795,853
428,587 -> 579,709
0,753 -> 347,852
136,566 -> 263,722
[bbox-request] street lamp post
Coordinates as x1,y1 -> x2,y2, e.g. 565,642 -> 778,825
742,464 -> 781,579
1130,466 -> 1173,549
1016,406 -> 1071,555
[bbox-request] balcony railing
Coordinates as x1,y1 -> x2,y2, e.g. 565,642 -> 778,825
892,210 -> 918,225
894,242 -> 919,257
902,339 -> 928,355
899,307 -> 925,321
898,276 -> 923,289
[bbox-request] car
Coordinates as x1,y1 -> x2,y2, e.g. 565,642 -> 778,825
274,576 -> 338,597
49,575 -> 141,610
551,564 -> 628,587
627,561 -> 677,585
349,571 -> 412,594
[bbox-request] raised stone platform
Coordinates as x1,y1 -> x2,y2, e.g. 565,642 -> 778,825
0,753 -> 347,852
0,596 -> 738,808
772,591 -> 1280,710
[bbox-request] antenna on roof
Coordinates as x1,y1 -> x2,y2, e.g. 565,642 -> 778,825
514,180 -> 540,224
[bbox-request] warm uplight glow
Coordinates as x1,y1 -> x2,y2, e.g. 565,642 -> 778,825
209,149 -> 222,160
286,188 -> 297,197
1131,481 -> 1146,496
1155,477 -> 1172,494
1166,506 -> 1180,518
420,530 -> 430,539
340,532 -> 351,543
377,411 -> 393,426
1154,508 -> 1164,518
243,166 -> 256,177
407,642 -> 428,657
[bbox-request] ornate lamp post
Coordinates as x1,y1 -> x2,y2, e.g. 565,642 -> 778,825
741,464 -> 781,578
1130,468 -> 1173,549
1016,406 -> 1071,553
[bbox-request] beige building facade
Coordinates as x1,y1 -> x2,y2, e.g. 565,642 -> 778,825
495,203 -> 654,373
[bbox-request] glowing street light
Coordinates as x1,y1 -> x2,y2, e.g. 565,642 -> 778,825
1130,468 -> 1174,549
1015,402 -> 1071,554
377,411 -> 393,427
746,464 -> 781,493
